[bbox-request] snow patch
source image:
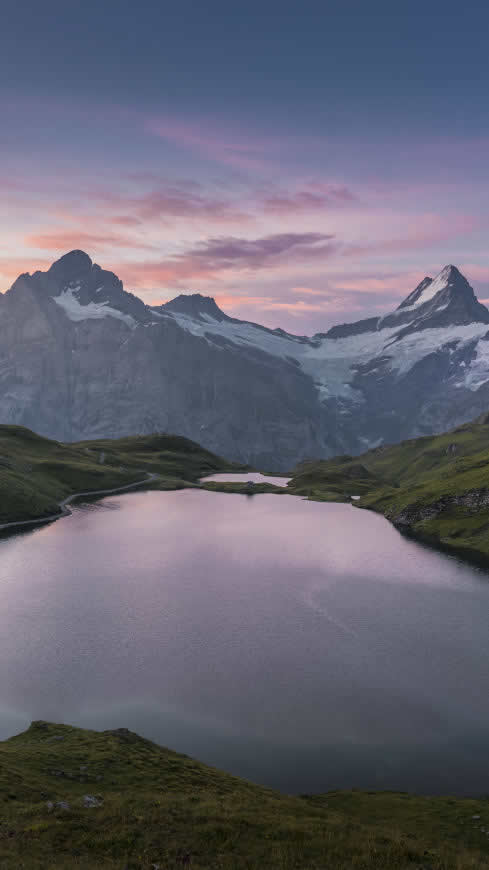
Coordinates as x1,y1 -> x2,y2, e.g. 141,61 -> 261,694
167,310 -> 306,357
459,338 -> 489,390
156,294 -> 489,402
385,323 -> 489,377
403,266 -> 453,311
300,326 -> 398,401
53,288 -> 135,327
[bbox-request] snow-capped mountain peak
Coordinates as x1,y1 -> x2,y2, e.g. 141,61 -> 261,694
397,276 -> 433,310
398,265 -> 469,311
379,265 -> 489,334
13,250 -> 151,326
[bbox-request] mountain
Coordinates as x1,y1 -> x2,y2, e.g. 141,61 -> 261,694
3,251 -> 489,468
288,411 -> 489,565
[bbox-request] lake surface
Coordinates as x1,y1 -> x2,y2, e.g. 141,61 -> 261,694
1,481 -> 489,795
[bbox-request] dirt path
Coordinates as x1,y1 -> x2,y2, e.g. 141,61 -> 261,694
0,472 -> 159,534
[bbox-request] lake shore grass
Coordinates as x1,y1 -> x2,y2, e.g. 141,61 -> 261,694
0,425 -> 242,528
1,720 -> 488,870
287,413 -> 489,568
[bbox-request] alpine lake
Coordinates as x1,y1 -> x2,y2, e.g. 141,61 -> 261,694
1,473 -> 488,796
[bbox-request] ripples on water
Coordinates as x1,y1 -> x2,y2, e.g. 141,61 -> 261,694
0,478 -> 488,794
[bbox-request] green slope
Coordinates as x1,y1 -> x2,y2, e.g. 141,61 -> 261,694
0,720 -> 487,869
0,426 -> 239,526
288,413 -> 489,563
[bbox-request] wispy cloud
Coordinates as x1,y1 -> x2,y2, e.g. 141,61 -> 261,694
25,230 -> 156,253
145,117 -> 277,172
262,184 -> 356,214
329,272 -> 426,294
89,178 -> 358,226
185,232 -> 337,268
94,182 -> 250,225
290,286 -> 331,296
121,232 -> 338,286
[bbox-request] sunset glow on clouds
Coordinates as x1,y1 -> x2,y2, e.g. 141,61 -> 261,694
1,121 -> 487,331
2,0 -> 489,331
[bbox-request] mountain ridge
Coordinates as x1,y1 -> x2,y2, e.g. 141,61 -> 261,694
3,251 -> 489,468
6,250 -> 489,337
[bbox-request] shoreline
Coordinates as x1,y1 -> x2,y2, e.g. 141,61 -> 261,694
3,468 -> 488,574
0,472 -> 160,535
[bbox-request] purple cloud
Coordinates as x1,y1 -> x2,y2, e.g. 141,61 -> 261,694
179,231 -> 337,270
93,182 -> 250,225
262,185 -> 356,214
119,232 -> 338,286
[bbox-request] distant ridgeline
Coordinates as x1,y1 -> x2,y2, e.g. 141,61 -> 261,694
3,251 -> 489,469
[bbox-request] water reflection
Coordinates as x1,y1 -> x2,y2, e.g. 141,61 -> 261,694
0,488 -> 488,794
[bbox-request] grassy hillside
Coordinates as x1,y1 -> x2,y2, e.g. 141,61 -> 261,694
0,720 -> 488,870
288,413 -> 489,563
0,426 -> 238,526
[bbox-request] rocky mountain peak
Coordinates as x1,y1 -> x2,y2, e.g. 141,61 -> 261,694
159,293 -> 229,322
9,250 -> 150,326
321,265 -> 489,340
397,265 -> 474,311
397,276 -> 433,310
47,250 -> 93,283
380,265 -> 489,334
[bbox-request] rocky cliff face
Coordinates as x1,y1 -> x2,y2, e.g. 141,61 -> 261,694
2,252 -> 489,468
389,489 -> 489,528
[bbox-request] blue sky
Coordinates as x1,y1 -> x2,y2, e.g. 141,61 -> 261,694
2,0 -> 489,330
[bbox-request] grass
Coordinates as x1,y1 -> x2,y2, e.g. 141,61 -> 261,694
200,480 -> 286,495
0,425 -> 242,526
287,412 -> 489,564
0,720 -> 488,870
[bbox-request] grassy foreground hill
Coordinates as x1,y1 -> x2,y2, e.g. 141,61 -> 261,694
0,720 -> 488,870
288,412 -> 489,564
0,425 -> 240,527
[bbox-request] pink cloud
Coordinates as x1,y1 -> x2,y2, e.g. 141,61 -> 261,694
146,117 -> 274,172
214,293 -> 274,309
0,177 -> 28,192
459,264 -> 489,282
0,256 -> 52,289
262,185 -> 357,214
290,286 -> 330,296
330,272 -> 426,294
112,215 -> 143,227
344,213 -> 480,259
25,229 -> 155,253
92,178 -> 360,226
91,182 -> 251,226
261,300 -> 330,314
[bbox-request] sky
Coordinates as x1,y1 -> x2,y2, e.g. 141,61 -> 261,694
2,0 -> 489,332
